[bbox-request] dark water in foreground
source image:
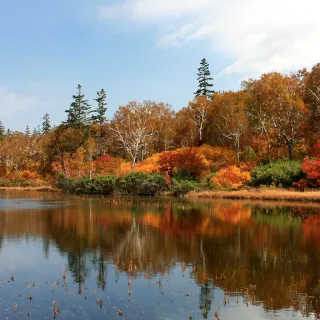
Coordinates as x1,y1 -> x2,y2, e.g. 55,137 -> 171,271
1,192 -> 320,319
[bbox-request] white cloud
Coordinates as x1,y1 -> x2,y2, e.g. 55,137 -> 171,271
0,87 -> 38,117
99,0 -> 320,77
99,0 -> 213,21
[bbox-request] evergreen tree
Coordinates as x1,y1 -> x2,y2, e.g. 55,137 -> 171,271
0,121 -> 5,140
194,58 -> 215,99
65,84 -> 91,128
42,112 -> 51,134
92,89 -> 107,125
25,125 -> 31,136
32,126 -> 41,136
92,89 -> 108,156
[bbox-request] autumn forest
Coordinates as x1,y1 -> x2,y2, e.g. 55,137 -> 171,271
1,59 -> 320,194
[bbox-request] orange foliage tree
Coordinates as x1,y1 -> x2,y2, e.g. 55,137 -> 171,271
158,147 -> 210,178
244,72 -> 308,160
209,91 -> 248,163
52,147 -> 91,178
174,107 -> 197,148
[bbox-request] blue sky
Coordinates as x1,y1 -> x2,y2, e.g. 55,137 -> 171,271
0,0 -> 319,131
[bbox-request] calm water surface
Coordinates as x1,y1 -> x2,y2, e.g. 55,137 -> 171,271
0,191 -> 320,319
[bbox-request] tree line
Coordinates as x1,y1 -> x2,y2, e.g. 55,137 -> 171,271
1,59 -> 320,183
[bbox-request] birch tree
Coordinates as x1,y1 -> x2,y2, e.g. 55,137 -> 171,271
243,79 -> 273,161
110,101 -> 153,169
211,91 -> 248,163
189,96 -> 210,145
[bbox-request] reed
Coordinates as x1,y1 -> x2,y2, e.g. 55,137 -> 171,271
187,189 -> 320,202
0,186 -> 59,192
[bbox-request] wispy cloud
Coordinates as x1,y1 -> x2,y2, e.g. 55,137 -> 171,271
99,0 -> 213,21
99,0 -> 320,77
0,87 -> 38,117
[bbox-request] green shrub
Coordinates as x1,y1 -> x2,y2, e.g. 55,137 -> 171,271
123,172 -> 167,196
250,160 -> 305,187
56,176 -> 73,192
56,175 -> 121,195
90,175 -> 121,195
56,173 -> 167,196
171,179 -> 198,197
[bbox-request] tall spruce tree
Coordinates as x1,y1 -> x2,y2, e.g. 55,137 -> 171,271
92,89 -> 108,156
65,84 -> 91,128
0,121 -> 5,135
42,112 -> 51,134
92,89 -> 107,125
194,58 -> 215,99
0,121 -> 5,140
25,125 -> 31,136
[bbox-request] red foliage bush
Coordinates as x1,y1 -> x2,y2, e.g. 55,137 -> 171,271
94,154 -> 123,175
310,142 -> 320,158
301,156 -> 320,180
299,142 -> 320,189
291,179 -> 309,191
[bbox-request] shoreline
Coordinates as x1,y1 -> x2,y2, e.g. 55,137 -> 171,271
186,189 -> 320,202
2,187 -> 320,204
0,186 -> 60,192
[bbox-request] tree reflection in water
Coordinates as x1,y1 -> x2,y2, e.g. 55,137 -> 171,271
1,195 -> 320,318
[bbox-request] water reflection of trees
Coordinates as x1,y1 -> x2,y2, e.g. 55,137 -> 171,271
1,199 -> 320,315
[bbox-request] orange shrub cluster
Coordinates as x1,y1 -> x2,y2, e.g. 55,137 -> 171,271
130,154 -> 161,174
159,147 -> 209,177
0,169 -> 46,186
158,145 -> 235,178
0,162 -> 47,186
197,145 -> 236,171
51,144 -> 244,187
211,165 -> 251,190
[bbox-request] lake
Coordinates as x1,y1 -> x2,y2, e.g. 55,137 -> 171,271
0,191 -> 319,319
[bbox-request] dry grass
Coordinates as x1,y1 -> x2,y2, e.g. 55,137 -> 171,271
187,189 -> 320,203
0,186 -> 60,192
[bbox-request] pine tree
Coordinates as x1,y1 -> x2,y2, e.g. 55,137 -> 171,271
25,125 -> 31,136
92,89 -> 108,156
0,121 -> 5,135
65,84 -> 91,128
42,113 -> 51,134
92,89 -> 107,125
0,121 -> 5,140
32,127 -> 38,136
194,58 -> 215,99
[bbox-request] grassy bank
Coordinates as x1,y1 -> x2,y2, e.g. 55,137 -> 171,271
0,186 -> 60,192
187,189 -> 320,202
